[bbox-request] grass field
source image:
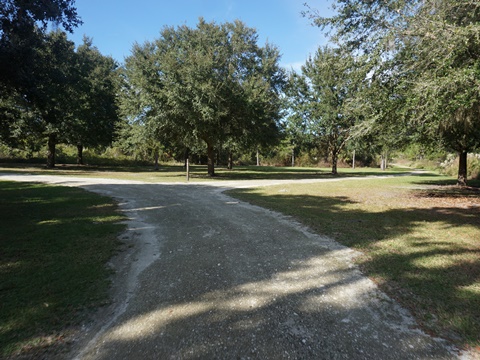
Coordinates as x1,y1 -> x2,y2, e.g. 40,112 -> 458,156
227,175 -> 480,350
0,181 -> 125,359
0,163 -> 409,182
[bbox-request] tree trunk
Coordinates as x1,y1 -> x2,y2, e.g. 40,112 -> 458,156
352,150 -> 356,169
457,151 -> 467,186
227,150 -> 233,170
46,134 -> 57,168
207,142 -> 215,177
332,152 -> 338,175
256,149 -> 260,166
291,148 -> 295,167
77,143 -> 84,165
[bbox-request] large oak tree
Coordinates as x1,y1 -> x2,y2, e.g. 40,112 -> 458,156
121,18 -> 285,176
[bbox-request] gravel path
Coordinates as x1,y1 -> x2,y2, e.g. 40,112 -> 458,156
0,174 -> 465,359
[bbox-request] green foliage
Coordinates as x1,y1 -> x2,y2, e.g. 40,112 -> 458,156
285,47 -> 366,174
306,0 -> 480,185
0,1 -> 81,34
70,37 -> 120,157
121,18 -> 285,176
0,30 -> 120,167
0,1 -> 81,97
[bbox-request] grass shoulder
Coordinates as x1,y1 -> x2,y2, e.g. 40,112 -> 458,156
0,181 -> 126,359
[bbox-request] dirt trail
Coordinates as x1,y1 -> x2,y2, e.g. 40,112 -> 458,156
0,174 -> 466,359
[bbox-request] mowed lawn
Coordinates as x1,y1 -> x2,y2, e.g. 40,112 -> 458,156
0,181 -> 125,359
227,175 -> 480,350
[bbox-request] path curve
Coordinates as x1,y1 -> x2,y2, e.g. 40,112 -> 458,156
0,174 -> 465,359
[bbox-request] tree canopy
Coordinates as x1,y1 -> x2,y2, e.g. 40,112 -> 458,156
0,0 -> 81,33
1,30 -> 119,167
121,18 -> 286,176
0,0 -> 81,93
71,38 -> 120,164
306,0 -> 480,185
286,46 -> 365,174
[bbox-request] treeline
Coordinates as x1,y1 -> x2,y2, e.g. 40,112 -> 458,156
1,1 -> 117,167
1,1 -> 479,185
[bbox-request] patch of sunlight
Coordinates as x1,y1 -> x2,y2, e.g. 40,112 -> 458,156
106,250 -> 369,342
122,204 -> 181,212
0,261 -> 23,272
36,219 -> 61,226
89,204 -> 113,209
458,283 -> 480,297
410,255 -> 457,269
88,215 -> 123,223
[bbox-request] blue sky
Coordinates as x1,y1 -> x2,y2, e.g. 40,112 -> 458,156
68,0 -> 333,71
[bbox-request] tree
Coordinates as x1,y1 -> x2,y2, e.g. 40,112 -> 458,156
0,0 -> 81,92
2,31 -> 75,167
1,30 -> 120,167
401,1 -> 480,185
70,37 -> 120,164
121,18 -> 285,176
1,1 -> 82,166
26,30 -> 78,167
287,46 -> 364,174
0,0 -> 80,33
306,0 -> 480,185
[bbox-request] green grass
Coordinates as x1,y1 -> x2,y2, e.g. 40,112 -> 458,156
0,163 -> 412,182
227,175 -> 480,349
0,181 -> 125,359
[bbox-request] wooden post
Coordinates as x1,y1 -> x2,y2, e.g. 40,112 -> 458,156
186,158 -> 190,181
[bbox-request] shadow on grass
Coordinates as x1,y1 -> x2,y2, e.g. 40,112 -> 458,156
0,163 -> 184,174
190,165 -> 423,181
0,181 -> 125,358
227,187 -> 480,347
0,163 -> 424,181
413,178 -> 480,189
